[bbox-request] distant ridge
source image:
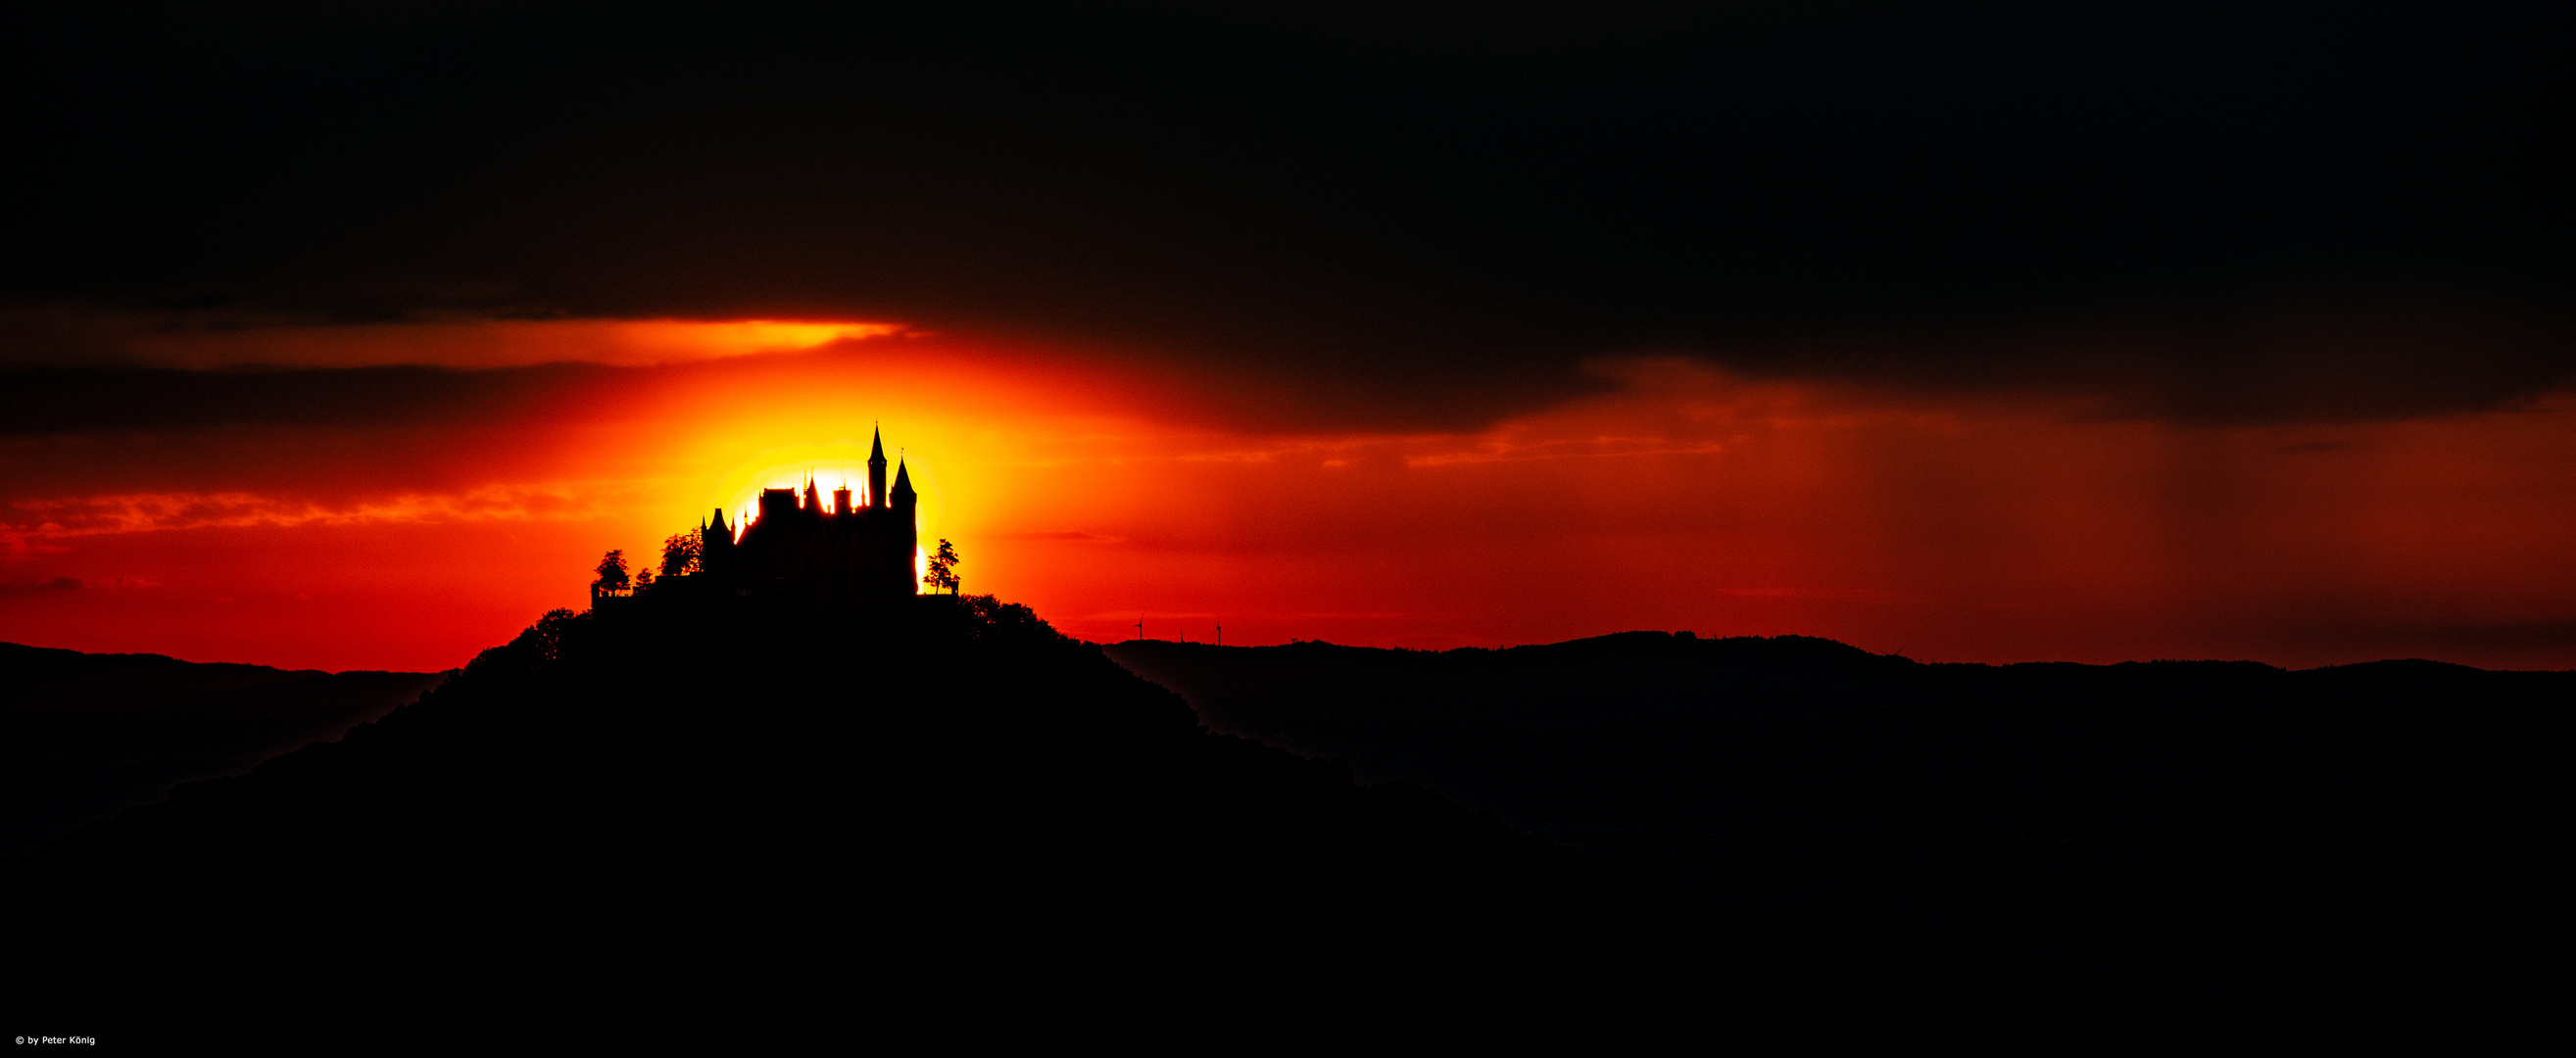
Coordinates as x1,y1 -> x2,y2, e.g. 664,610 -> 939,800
0,642 -> 448,857
1106,631 -> 2570,1029
1107,630 -> 2569,726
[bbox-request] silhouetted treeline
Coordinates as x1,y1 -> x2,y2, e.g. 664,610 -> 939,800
0,642 -> 447,858
1106,633 -> 2571,1033
8,605 -> 2127,1044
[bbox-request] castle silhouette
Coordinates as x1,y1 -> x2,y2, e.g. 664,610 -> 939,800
618,427 -> 922,602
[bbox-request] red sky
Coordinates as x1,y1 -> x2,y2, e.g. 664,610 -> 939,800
5,319 -> 2571,673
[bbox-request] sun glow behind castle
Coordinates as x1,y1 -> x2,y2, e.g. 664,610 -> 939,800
702,434 -> 950,593
8,316 -> 2573,671
649,429 -> 952,597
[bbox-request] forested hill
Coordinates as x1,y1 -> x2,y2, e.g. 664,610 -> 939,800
0,642 -> 447,858
8,601 -> 2120,1042
1105,632 -> 2569,1031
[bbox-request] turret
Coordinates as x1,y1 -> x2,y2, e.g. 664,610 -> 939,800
702,507 -> 735,571
867,426 -> 890,509
891,458 -> 918,512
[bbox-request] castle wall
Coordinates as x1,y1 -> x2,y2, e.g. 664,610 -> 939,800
708,495 -> 917,598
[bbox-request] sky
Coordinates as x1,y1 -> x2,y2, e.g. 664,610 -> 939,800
4,3 -> 2571,671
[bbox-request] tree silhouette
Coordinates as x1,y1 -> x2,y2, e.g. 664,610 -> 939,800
925,538 -> 962,596
594,550 -> 629,592
660,529 -> 703,576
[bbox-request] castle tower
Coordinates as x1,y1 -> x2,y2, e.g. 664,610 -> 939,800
867,427 -> 889,509
890,457 -> 920,593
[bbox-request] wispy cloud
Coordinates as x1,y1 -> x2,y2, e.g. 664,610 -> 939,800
0,574 -> 157,595
3,485 -> 640,546
0,575 -> 85,595
1714,587 -> 1928,602
1402,435 -> 1730,467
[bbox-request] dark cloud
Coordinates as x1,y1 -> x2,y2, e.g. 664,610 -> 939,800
0,362 -> 625,437
4,2 -> 2567,426
1711,287 -> 2575,424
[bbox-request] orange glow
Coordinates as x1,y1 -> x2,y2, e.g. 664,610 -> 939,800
114,318 -> 909,370
6,320 -> 2574,673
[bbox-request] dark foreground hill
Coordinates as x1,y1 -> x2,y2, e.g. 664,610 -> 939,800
1107,632 -> 2570,1031
7,601 -> 2137,1043
0,642 -> 448,858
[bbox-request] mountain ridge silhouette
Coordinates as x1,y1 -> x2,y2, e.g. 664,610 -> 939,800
12,613 -> 2552,1040
1105,631 -> 2568,1030
14,601 -> 2106,1042
0,641 -> 448,858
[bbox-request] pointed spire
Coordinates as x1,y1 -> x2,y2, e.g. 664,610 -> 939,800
868,424 -> 891,508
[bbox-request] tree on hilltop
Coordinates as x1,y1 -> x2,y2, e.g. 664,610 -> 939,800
925,539 -> 962,596
660,529 -> 703,576
594,550 -> 629,593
